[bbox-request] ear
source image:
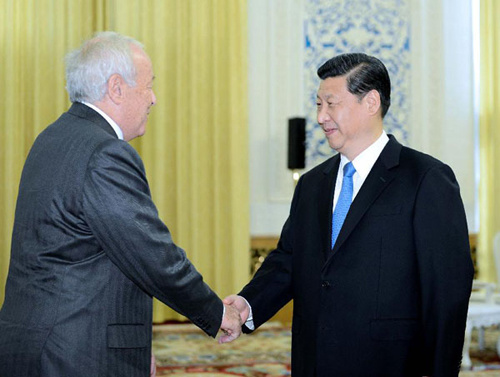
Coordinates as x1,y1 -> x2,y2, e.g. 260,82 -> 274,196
364,89 -> 381,116
107,73 -> 125,105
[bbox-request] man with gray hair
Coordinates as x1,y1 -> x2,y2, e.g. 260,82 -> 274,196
0,31 -> 241,377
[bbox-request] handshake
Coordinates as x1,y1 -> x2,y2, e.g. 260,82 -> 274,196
219,294 -> 251,344
151,294 -> 250,377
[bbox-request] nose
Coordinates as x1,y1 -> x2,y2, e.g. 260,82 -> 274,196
151,90 -> 157,106
317,105 -> 329,124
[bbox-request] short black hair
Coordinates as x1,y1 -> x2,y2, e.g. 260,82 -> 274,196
317,53 -> 391,118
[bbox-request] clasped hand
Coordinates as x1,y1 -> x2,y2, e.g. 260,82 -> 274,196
218,295 -> 251,344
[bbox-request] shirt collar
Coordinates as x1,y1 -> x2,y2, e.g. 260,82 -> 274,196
81,101 -> 124,140
340,130 -> 389,180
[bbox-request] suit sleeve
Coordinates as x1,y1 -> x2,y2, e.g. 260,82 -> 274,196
238,176 -> 303,331
413,164 -> 474,375
82,140 -> 223,337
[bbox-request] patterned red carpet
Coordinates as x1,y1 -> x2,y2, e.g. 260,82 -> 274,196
152,323 -> 500,376
153,322 -> 291,376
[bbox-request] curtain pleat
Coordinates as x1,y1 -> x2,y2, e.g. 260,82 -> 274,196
0,0 -> 249,323
478,0 -> 500,282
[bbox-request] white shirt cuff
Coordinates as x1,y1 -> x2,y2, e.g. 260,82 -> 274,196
241,296 -> 255,330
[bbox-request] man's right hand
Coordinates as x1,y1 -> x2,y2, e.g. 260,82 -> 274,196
219,304 -> 242,344
223,295 -> 251,324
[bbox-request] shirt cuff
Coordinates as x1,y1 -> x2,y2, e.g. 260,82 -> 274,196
241,296 -> 255,330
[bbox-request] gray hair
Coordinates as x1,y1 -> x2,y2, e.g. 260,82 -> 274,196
65,31 -> 144,103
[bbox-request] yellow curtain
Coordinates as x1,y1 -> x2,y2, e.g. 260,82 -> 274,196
478,0 -> 500,282
0,0 -> 249,323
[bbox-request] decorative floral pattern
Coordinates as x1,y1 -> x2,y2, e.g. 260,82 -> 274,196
304,0 -> 411,167
153,323 -> 291,376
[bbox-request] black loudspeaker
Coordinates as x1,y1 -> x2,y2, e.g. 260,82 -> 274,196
288,117 -> 306,169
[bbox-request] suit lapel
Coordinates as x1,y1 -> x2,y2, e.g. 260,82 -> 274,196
324,136 -> 402,268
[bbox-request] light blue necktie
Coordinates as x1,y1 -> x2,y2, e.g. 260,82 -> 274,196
331,162 -> 356,249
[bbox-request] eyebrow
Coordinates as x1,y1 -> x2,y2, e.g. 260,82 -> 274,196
317,93 -> 334,100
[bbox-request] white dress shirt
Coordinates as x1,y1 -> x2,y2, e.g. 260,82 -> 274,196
333,131 -> 389,211
81,101 -> 124,140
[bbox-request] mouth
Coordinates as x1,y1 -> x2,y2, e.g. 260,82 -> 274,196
323,126 -> 337,136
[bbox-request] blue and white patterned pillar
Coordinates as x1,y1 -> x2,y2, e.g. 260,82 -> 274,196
304,0 -> 411,167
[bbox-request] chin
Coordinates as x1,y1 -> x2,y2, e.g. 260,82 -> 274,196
327,140 -> 340,151
136,126 -> 147,138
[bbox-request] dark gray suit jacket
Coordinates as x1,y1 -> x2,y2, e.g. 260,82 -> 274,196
240,136 -> 473,377
0,102 -> 223,377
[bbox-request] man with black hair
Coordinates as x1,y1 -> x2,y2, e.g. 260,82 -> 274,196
225,53 -> 473,377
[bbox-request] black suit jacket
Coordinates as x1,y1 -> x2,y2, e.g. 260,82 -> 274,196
0,103 -> 223,377
240,136 -> 473,377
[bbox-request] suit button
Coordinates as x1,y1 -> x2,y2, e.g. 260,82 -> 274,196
321,281 -> 330,288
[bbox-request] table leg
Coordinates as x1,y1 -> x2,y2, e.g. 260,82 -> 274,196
496,332 -> 500,356
479,327 -> 485,350
462,323 -> 472,370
